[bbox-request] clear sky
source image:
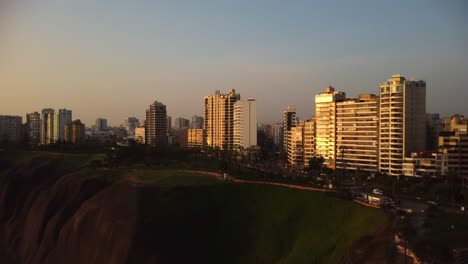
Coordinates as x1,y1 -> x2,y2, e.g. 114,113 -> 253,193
1,0 -> 467,126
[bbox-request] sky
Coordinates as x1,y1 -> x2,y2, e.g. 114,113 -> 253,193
1,0 -> 467,126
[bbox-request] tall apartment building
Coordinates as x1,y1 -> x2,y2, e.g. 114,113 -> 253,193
64,120 -> 85,144
54,109 -> 72,142
167,116 -> 172,130
26,112 -> 41,145
124,117 -> 140,137
174,117 -> 190,130
190,115 -> 204,129
303,118 -> 316,167
379,75 -> 426,176
287,120 -> 305,166
315,86 -> 346,165
283,105 -> 297,151
95,118 -> 108,131
441,114 -> 468,133
336,94 -> 379,172
233,98 -> 257,149
145,101 -> 168,147
203,89 -> 240,149
0,115 -> 22,142
40,108 -> 55,145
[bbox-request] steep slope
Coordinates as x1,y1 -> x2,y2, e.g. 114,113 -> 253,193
0,153 -> 387,264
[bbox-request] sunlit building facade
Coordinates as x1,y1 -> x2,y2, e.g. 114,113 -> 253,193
315,86 -> 346,165
283,105 -> 297,151
336,94 -> 379,172
379,75 -> 426,176
233,98 -> 257,149
203,89 -> 240,149
40,108 -> 55,145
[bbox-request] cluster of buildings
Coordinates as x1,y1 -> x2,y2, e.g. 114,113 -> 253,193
138,89 -> 258,151
282,75 -> 468,179
0,109 -> 85,145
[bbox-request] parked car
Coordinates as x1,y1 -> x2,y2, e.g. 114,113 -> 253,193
372,188 -> 383,195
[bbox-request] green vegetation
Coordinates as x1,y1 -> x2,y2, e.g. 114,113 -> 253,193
137,178 -> 387,263
1,150 -> 389,263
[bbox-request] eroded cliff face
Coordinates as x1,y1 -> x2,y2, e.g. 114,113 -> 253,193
0,158 -> 139,264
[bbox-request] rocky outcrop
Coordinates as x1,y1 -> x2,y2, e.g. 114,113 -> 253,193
0,157 -> 138,264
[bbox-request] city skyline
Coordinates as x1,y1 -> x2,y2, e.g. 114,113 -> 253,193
1,1 -> 468,125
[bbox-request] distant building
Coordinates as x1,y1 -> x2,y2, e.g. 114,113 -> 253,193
64,120 -> 85,144
26,112 -> 41,145
426,113 -> 443,151
40,108 -> 55,145
0,115 -> 22,142
145,101 -> 168,147
188,128 -> 204,148
174,128 -> 189,148
124,117 -> 140,137
174,117 -> 190,130
272,123 -> 283,146
54,109 -> 72,142
190,115 -> 203,129
204,89 -> 240,149
135,125 -> 145,144
283,105 -> 297,151
167,116 -> 172,130
303,118 -> 316,167
441,114 -> 468,133
95,118 -> 108,131
379,75 -> 426,176
233,98 -> 257,149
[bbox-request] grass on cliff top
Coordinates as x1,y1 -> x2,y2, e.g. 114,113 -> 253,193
136,178 -> 388,264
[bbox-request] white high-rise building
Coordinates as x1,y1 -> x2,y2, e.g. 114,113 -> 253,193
379,75 -> 426,176
54,109 -> 72,142
233,98 -> 257,149
26,112 -> 41,145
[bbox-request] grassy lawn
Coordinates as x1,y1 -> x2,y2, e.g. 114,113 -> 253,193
136,181 -> 388,263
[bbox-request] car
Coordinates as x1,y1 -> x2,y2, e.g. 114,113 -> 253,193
372,188 -> 383,195
316,177 -> 323,181
416,197 -> 422,200
427,201 -> 438,206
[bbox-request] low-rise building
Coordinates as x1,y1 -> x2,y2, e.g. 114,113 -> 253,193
188,128 -> 203,148
439,131 -> 468,179
402,152 -> 448,177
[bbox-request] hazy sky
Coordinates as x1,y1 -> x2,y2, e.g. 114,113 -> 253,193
1,0 -> 467,126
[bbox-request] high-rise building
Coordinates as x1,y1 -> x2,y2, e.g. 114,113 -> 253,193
40,108 -> 55,145
190,115 -> 204,129
187,128 -> 204,148
95,118 -> 108,131
54,109 -> 72,142
145,101 -> 168,147
315,86 -> 346,165
441,114 -> 468,133
283,105 -> 297,151
336,94 -> 379,172
287,120 -> 305,166
124,117 -> 140,137
0,115 -> 22,142
233,98 -> 257,149
379,75 -> 426,176
174,117 -> 190,130
26,112 -> 41,145
203,89 -> 240,149
272,123 -> 283,146
64,120 -> 85,144
303,118 -> 316,167
167,116 -> 172,130
426,113 -> 443,151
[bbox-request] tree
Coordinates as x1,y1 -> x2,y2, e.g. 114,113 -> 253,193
307,156 -> 325,171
